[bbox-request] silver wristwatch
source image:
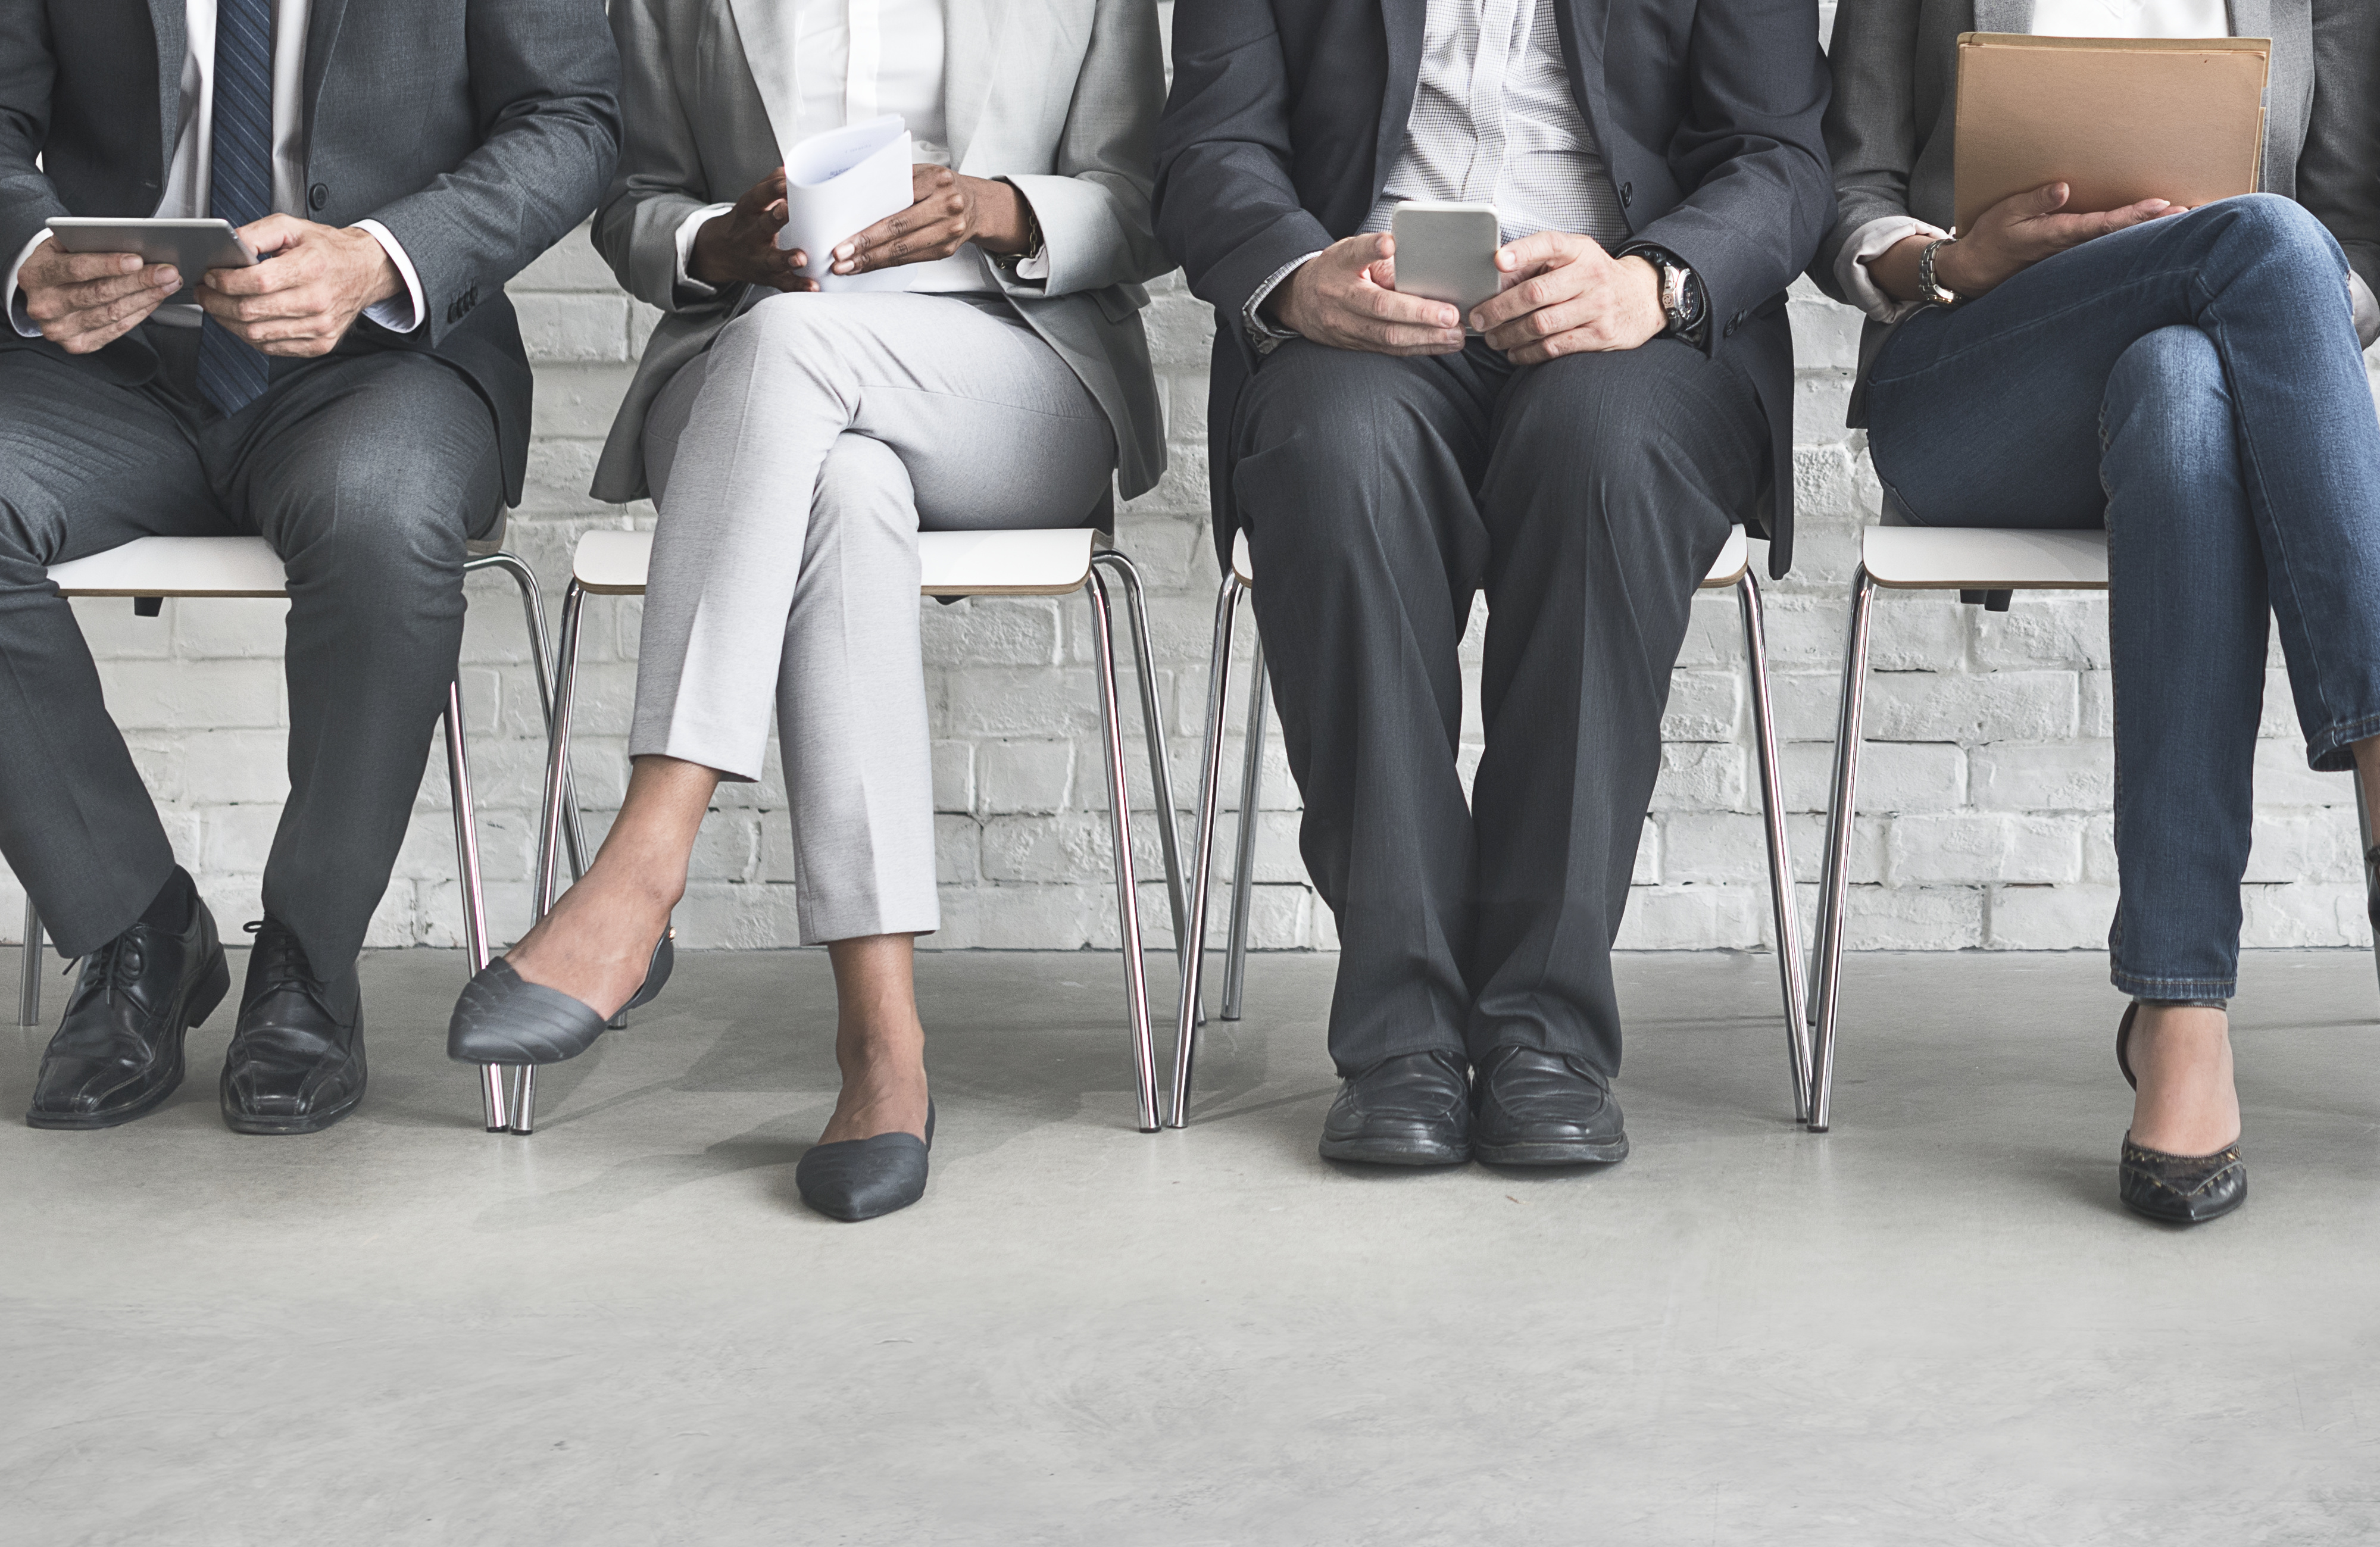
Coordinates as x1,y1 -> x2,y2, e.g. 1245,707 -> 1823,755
1917,238 -> 1960,307
1622,243 -> 1708,345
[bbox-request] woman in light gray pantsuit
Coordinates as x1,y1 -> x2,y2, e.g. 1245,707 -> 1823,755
446,0 -> 1170,1220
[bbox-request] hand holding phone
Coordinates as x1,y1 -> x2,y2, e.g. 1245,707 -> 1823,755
1389,202 -> 1504,327
1272,232 -> 1466,357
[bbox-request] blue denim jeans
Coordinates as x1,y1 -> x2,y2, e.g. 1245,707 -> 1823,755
1864,196 -> 2380,999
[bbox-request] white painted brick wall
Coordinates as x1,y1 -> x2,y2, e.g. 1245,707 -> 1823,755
8,5 -> 2379,959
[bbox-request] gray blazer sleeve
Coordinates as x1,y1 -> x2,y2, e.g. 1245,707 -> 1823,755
998,0 -> 1171,297
590,0 -> 724,315
1810,0 -> 1927,306
2297,0 -> 2380,304
364,0 -> 621,346
0,4 -> 67,271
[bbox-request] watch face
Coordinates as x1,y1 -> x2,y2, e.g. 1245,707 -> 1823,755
1678,271 -> 1706,326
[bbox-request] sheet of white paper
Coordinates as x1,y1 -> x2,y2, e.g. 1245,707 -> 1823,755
777,114 -> 916,294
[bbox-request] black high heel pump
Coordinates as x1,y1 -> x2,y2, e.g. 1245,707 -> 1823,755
2114,1001 -> 2247,1226
446,926 -> 675,1065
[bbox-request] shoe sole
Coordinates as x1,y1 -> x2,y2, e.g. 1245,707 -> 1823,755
221,1086 -> 363,1137
1474,1134 -> 1631,1166
22,948 -> 230,1132
1319,1135 -> 1472,1167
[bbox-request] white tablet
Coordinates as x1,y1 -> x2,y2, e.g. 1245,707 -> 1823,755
45,217 -> 258,301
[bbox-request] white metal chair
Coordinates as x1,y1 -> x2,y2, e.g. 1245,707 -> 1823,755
1808,522 -> 2380,1131
1169,525 -> 1813,1129
17,530 -> 584,1136
521,526 -> 1188,1137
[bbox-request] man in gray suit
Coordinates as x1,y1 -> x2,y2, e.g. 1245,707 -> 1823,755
1155,0 -> 1831,1168
0,0 -> 619,1135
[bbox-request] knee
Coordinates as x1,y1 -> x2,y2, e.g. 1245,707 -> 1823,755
280,449 -> 476,594
2210,193 -> 2340,268
809,435 -> 915,540
1236,346 -> 1454,540
2104,326 -> 2232,459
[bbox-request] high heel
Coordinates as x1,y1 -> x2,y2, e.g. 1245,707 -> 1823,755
2113,999 -> 2246,1225
2365,843 -> 2380,930
446,926 -> 674,1065
797,1101 -> 935,1222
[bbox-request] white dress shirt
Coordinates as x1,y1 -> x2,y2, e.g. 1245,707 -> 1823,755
1247,0 -> 1625,346
675,0 -> 1034,298
7,0 -> 426,339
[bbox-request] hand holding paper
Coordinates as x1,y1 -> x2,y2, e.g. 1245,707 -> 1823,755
689,169 -> 817,294
775,115 -> 920,293
829,165 -> 1035,278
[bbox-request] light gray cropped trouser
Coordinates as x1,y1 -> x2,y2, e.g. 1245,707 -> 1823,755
636,291 -> 1116,946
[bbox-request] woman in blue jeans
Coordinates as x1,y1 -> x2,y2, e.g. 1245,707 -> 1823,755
1816,1 -> 2380,1224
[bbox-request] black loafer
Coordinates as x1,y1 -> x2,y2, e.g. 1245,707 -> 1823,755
26,895 -> 230,1130
1318,1050 -> 1472,1166
1472,1045 -> 1629,1165
220,918 -> 366,1136
797,1102 -> 936,1222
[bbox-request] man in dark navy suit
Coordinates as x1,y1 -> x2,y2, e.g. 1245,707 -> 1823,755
1154,0 -> 1831,1167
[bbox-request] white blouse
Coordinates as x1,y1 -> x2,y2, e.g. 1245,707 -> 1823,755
677,0 -> 1007,298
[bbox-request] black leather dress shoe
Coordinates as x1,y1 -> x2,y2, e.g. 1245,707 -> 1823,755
220,918 -> 366,1136
1318,1051 -> 1472,1166
1472,1045 -> 1629,1165
26,901 -> 230,1130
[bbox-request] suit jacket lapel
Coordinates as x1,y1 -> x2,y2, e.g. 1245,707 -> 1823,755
724,0 -> 804,157
146,0 -> 183,180
1971,0 -> 2034,32
1374,0 -> 1425,198
302,0 -> 351,160
945,0 -> 1001,168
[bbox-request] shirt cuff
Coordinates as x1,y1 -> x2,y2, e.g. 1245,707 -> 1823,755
1836,214 -> 1950,326
354,220 -> 425,333
673,203 -> 736,298
8,229 -> 52,338
1243,250 -> 1325,355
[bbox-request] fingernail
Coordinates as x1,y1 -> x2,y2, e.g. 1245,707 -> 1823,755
835,244 -> 854,258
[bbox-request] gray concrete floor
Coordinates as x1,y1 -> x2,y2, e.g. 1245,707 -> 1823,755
5,946 -> 2380,1545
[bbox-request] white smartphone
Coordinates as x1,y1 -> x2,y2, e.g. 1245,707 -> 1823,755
46,217 -> 258,302
1390,201 -> 1501,329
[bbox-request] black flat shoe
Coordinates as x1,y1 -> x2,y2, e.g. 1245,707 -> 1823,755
2113,1001 -> 2245,1224
2366,843 -> 2380,930
2120,1135 -> 2247,1224
26,885 -> 229,1130
446,926 -> 673,1065
1318,1050 -> 1471,1166
1472,1045 -> 1629,1165
797,1102 -> 935,1222
221,918 -> 367,1136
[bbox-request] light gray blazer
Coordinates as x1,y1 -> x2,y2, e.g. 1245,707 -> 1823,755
1812,0 -> 2380,419
589,0 -> 1170,505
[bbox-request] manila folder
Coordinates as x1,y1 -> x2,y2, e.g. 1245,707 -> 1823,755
1953,33 -> 2268,235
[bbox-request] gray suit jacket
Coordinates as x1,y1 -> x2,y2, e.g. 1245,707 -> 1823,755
1813,0 -> 2380,421
589,0 -> 1170,507
0,0 -> 623,505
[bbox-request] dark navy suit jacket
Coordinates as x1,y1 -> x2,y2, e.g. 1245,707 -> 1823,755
1152,0 -> 1832,577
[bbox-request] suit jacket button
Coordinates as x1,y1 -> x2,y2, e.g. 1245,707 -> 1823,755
308,183 -> 329,212
1619,182 -> 1632,207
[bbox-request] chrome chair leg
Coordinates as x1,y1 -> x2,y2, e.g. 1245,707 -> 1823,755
1091,551 -> 1188,971
1085,569 -> 1158,1132
442,681 -> 507,1133
2359,768 -> 2380,1002
1807,568 -> 1878,1134
468,551 -> 588,882
512,579 -> 589,1139
1171,574 -> 1245,1127
18,895 -> 39,1027
1221,646 -> 1267,1022
1737,571 -> 1812,1123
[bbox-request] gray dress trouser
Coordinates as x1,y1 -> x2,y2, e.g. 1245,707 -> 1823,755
1234,335 -> 1766,1082
0,324 -> 502,971
634,291 -> 1116,947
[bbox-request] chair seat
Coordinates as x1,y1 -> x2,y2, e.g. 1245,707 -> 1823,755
46,535 -> 289,598
571,526 -> 1100,598
1863,526 -> 2109,590
1229,524 -> 1752,590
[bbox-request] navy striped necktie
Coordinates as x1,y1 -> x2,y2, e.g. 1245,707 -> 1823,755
196,0 -> 275,417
